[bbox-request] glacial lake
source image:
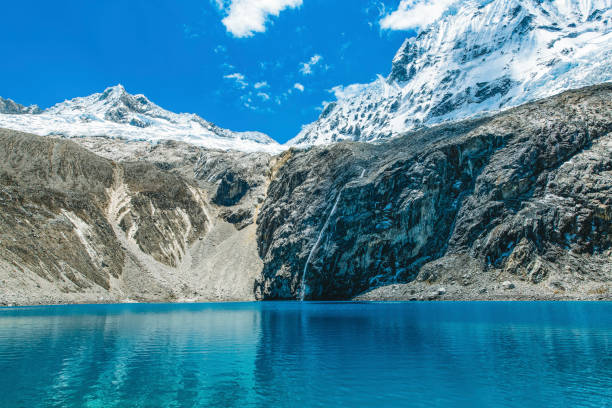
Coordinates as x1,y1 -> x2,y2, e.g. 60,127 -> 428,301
0,302 -> 610,407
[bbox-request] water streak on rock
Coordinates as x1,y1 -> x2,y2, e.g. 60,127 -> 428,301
299,191 -> 343,301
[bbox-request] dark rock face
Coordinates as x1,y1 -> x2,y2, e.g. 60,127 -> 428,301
213,172 -> 250,206
255,84 -> 612,300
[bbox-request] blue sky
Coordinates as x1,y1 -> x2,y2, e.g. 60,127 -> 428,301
0,0 -> 421,143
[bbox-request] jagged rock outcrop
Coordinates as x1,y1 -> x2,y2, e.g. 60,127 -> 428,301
256,83 -> 612,300
0,97 -> 41,114
194,149 -> 271,224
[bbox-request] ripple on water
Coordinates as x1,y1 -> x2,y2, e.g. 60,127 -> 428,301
0,301 -> 610,407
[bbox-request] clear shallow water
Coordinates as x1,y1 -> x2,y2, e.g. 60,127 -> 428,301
0,302 -> 610,408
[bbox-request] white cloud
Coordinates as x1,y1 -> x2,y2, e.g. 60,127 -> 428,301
214,44 -> 227,54
215,0 -> 303,38
299,54 -> 322,75
240,92 -> 256,110
254,81 -> 269,89
223,72 -> 248,88
330,82 -> 370,100
293,83 -> 305,92
257,92 -> 271,100
380,0 -> 457,31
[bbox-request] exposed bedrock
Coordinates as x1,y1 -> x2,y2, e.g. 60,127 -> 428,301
255,84 -> 612,300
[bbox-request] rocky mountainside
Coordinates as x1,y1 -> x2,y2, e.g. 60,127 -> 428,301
258,83 -> 612,300
0,85 -> 282,153
0,83 -> 611,305
0,129 -> 273,305
290,0 -> 612,146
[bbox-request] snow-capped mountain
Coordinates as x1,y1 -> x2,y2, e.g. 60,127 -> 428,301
0,85 -> 282,153
0,97 -> 41,114
289,0 -> 612,146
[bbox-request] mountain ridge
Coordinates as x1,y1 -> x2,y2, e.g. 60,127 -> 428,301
2,0 -> 610,152
0,84 -> 282,153
289,0 -> 612,146
1,82 -> 610,305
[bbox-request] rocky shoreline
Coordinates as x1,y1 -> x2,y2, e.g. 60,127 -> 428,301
2,287 -> 610,307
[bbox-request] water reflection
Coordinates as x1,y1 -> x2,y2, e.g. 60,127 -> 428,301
0,302 -> 610,407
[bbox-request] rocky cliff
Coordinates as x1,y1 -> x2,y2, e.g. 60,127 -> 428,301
257,83 -> 612,300
1,83 -> 611,305
0,97 -> 41,114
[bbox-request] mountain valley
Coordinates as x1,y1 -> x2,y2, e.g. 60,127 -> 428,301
1,0 -> 611,304
1,83 -> 610,304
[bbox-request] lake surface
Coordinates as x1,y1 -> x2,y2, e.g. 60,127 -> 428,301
0,302 -> 610,407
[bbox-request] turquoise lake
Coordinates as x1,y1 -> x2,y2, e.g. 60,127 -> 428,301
0,302 -> 610,407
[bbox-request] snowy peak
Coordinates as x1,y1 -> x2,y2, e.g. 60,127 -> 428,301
290,0 -> 612,146
0,85 -> 281,153
46,84 -> 164,128
98,83 -> 130,102
95,85 -> 157,125
389,0 -> 610,85
0,97 -> 41,114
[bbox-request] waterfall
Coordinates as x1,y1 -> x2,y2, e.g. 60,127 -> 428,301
299,191 -> 343,301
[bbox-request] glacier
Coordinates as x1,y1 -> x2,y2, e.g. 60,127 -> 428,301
289,0 -> 612,146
